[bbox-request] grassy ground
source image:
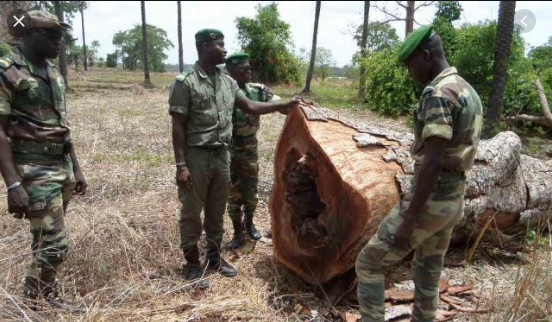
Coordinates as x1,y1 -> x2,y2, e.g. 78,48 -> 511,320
0,68 -> 551,321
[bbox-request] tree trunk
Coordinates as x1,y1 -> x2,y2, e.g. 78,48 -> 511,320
141,1 -> 152,87
302,1 -> 321,94
483,1 -> 516,138
80,4 -> 87,72
53,1 -> 68,85
358,1 -> 370,101
270,101 -> 552,285
405,1 -> 415,36
177,0 -> 184,73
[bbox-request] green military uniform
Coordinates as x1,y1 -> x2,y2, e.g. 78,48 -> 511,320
169,61 -> 246,251
0,15 -> 75,296
355,27 -> 483,322
228,82 -> 275,222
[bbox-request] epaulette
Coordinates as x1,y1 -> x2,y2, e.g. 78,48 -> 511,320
175,70 -> 194,82
421,85 -> 435,98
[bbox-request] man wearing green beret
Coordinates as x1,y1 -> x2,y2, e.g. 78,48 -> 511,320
169,29 -> 299,287
224,53 -> 282,250
0,11 -> 87,312
355,25 -> 483,321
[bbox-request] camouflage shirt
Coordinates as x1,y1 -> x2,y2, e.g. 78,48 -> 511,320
169,62 -> 246,148
0,46 -> 71,143
232,83 -> 274,138
411,67 -> 483,172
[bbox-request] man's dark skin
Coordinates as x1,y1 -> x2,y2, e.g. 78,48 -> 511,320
172,39 -> 299,187
0,28 -> 87,218
394,35 -> 451,250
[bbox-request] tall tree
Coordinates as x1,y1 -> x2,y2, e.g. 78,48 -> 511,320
177,0 -> 183,73
302,1 -> 321,93
80,2 -> 87,71
374,1 -> 435,37
358,1 -> 370,100
483,1 -> 516,138
353,22 -> 399,52
53,1 -> 69,85
141,1 -> 152,86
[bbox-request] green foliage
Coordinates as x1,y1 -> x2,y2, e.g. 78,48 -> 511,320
353,22 -> 399,52
359,47 -> 419,116
358,18 -> 543,121
313,47 -> 335,82
106,53 -> 117,68
435,1 -> 462,23
112,24 -> 174,72
236,3 -> 301,84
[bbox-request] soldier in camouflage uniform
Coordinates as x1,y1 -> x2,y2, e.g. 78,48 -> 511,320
169,29 -> 298,288
0,11 -> 87,312
355,26 -> 483,322
224,53 -> 281,250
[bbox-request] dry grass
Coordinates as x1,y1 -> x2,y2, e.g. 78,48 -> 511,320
0,68 -> 551,321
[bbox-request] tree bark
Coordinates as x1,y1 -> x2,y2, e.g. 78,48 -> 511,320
80,3 -> 87,72
270,101 -> 552,285
302,1 -> 321,94
141,1 -> 152,87
405,1 -> 415,36
54,1 -> 69,85
483,1 -> 517,138
358,1 -> 370,101
177,0 -> 184,73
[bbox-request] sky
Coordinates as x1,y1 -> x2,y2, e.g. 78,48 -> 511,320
69,1 -> 552,68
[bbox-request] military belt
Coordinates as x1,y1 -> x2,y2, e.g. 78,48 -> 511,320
11,139 -> 71,156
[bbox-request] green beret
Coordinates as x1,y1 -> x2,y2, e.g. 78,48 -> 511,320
9,10 -> 72,38
225,53 -> 250,66
195,28 -> 224,43
398,25 -> 434,63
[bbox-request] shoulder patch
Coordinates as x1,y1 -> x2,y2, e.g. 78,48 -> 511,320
175,70 -> 193,82
0,56 -> 14,70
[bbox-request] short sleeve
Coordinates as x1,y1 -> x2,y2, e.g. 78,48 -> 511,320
168,80 -> 190,116
421,96 -> 453,141
0,73 -> 12,115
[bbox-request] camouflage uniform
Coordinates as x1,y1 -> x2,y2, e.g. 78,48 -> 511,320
228,83 -> 274,222
0,46 -> 75,286
169,62 -> 245,252
355,67 -> 483,321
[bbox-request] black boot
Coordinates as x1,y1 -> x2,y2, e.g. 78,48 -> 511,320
183,246 -> 210,289
226,217 -> 245,250
41,268 -> 87,314
206,242 -> 237,277
244,214 -> 261,240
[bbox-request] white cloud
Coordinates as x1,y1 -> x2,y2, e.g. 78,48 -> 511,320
70,1 -> 552,68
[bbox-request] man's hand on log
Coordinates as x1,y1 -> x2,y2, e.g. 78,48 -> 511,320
279,96 -> 302,115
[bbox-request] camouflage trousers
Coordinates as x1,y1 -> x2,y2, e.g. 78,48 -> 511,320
355,171 -> 465,322
178,146 -> 230,249
228,140 -> 258,221
15,158 -> 75,281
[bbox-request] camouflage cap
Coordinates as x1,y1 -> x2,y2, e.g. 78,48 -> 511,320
195,28 -> 224,43
398,25 -> 433,63
225,53 -> 250,67
8,10 -> 72,38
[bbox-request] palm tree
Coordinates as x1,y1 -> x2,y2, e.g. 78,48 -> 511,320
358,1 -> 370,101
54,1 -> 68,85
483,1 -> 516,138
141,0 -> 152,86
302,1 -> 321,94
80,2 -> 87,72
177,0 -> 183,73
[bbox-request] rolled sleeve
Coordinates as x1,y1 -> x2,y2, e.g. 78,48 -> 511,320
421,96 -> 453,141
168,80 -> 190,116
0,75 -> 12,115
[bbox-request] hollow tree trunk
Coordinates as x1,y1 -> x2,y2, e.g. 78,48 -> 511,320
270,101 -> 552,285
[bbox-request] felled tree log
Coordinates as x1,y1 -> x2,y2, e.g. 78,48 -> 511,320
269,101 -> 552,285
506,79 -> 552,128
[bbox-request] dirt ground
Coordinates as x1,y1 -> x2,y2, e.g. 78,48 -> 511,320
1,70 -> 551,321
